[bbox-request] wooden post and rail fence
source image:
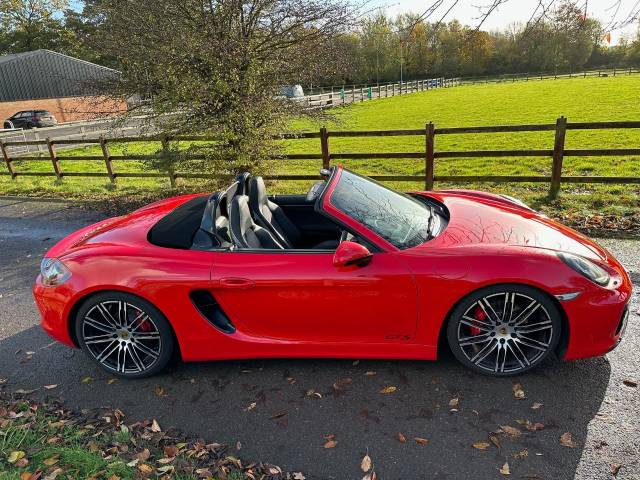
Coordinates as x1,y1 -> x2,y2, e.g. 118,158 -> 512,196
1,117 -> 639,199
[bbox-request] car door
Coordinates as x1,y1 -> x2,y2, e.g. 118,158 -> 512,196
209,250 -> 418,344
10,113 -> 24,128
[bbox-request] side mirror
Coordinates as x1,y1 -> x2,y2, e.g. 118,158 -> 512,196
333,241 -> 372,268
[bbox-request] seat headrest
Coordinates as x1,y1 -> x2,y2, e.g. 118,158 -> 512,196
249,176 -> 267,205
235,172 -> 252,196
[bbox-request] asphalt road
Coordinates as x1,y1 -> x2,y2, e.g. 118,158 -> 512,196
0,198 -> 638,480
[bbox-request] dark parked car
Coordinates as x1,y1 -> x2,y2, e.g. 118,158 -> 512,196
3,110 -> 57,129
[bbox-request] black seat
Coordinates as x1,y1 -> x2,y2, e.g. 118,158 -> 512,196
192,172 -> 252,250
249,176 -> 338,249
249,176 -> 300,248
236,172 -> 251,196
229,195 -> 284,249
191,192 -> 226,250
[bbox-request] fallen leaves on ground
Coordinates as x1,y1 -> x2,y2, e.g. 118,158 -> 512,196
611,463 -> 622,476
448,397 -> 459,409
323,440 -> 338,449
305,389 -> 322,399
622,379 -> 637,388
499,462 -> 511,475
531,402 -> 543,409
163,445 -> 179,458
137,463 -> 154,475
512,383 -> 526,400
361,454 -> 371,472
134,448 -> 151,461
516,419 -> 545,431
513,449 -> 529,459
396,432 -> 407,443
499,425 -> 522,437
154,385 -> 167,397
333,378 -> 352,392
43,384 -> 58,390
364,371 -> 377,376
14,389 -> 37,395
8,450 -> 25,464
150,419 -> 161,432
560,432 -> 577,448
379,386 -> 397,394
473,442 -> 491,450
80,376 -> 92,384
414,437 -> 429,445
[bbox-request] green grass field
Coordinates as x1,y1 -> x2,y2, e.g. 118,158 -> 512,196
2,76 -> 639,230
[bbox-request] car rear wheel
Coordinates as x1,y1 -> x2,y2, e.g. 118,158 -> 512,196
75,292 -> 174,378
447,285 -> 561,376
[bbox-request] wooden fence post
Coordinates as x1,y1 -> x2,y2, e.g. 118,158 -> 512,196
46,137 -> 62,180
162,135 -> 176,187
320,126 -> 330,169
550,116 -> 567,198
100,136 -> 116,183
0,140 -> 15,179
425,122 -> 435,190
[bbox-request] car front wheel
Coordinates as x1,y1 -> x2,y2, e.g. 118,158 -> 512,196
75,292 -> 174,378
447,284 -> 561,376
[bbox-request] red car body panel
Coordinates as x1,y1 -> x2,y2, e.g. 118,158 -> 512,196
33,167 -> 632,366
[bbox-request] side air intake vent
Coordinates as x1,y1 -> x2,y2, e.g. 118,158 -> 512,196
190,290 -> 236,334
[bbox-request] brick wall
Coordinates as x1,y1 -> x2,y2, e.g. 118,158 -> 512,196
0,96 -> 127,124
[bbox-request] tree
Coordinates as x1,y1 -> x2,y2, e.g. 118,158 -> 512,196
0,0 -> 68,53
90,0 -> 355,178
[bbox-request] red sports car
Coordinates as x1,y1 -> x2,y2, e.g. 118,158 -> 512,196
33,167 -> 632,378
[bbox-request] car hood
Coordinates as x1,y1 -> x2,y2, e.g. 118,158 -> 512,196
45,194 -> 204,258
417,190 -> 609,261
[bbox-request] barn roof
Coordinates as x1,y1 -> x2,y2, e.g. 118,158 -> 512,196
0,49 -> 119,102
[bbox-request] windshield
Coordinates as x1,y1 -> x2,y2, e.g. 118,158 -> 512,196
330,169 -> 433,249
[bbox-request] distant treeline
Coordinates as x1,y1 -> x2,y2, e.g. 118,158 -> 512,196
321,2 -> 640,85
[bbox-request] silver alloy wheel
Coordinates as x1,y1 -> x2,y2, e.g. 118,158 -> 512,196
82,300 -> 162,374
456,292 -> 554,374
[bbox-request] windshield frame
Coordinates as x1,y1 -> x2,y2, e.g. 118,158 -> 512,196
319,167 -> 432,252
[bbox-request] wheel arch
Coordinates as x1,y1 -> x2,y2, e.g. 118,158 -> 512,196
66,288 -> 183,360
436,282 -> 570,359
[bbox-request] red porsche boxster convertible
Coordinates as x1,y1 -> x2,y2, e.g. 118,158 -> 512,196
33,167 -> 632,378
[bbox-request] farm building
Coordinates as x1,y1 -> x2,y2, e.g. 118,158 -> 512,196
0,49 -> 125,123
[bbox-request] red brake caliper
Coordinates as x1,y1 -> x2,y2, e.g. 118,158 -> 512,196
135,310 -> 152,332
470,306 -> 486,336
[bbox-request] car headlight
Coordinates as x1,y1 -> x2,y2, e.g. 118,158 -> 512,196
40,258 -> 71,286
557,252 -> 609,286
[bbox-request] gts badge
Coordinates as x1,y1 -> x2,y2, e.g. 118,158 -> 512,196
385,334 -> 410,341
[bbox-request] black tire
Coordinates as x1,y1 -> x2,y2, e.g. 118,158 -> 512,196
3,121 -> 12,129
75,291 -> 174,379
446,284 -> 561,377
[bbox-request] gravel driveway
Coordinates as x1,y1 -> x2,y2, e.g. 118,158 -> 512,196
0,198 -> 638,480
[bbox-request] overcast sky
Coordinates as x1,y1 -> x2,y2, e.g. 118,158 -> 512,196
372,0 -> 639,44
